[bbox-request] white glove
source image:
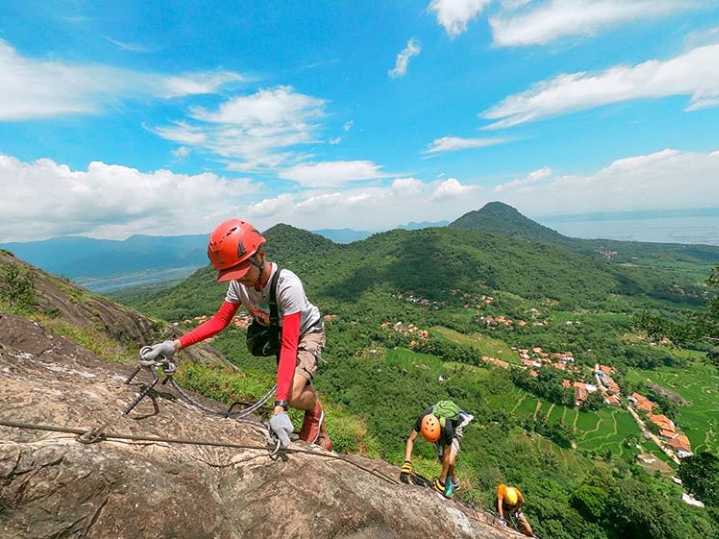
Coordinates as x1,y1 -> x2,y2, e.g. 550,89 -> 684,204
140,340 -> 176,362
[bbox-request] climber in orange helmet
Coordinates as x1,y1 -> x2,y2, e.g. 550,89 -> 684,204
141,219 -> 331,450
497,484 -> 535,537
401,400 -> 473,497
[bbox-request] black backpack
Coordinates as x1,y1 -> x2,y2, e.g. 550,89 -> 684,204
245,268 -> 282,358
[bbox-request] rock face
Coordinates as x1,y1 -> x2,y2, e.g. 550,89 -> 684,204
0,250 -> 233,370
0,313 -> 513,539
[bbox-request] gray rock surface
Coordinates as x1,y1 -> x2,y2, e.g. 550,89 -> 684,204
0,313 -> 515,539
0,250 -> 234,370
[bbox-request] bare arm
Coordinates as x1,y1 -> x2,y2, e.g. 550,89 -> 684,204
497,498 -> 504,519
404,430 -> 419,462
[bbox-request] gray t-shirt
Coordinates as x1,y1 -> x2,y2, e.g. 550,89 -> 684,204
225,263 -> 321,336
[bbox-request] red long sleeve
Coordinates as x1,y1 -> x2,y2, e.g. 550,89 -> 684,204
276,311 -> 301,401
179,301 -> 240,348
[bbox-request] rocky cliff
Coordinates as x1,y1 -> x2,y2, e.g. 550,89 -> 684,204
0,252 -> 517,539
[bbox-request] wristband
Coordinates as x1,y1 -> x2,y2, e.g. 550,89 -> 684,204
274,400 -> 289,411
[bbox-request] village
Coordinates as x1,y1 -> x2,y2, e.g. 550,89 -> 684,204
180,306 -> 694,465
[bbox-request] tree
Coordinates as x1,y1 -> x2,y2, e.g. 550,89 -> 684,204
583,391 -> 604,411
678,451 -> 719,507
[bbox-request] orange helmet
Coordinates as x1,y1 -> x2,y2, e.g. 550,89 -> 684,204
207,219 -> 266,282
421,414 -> 441,442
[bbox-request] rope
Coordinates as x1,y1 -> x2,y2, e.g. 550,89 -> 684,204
167,379 -> 275,431
0,418 -> 398,485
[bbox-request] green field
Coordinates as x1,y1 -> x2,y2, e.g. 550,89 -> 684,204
484,382 -> 643,458
626,359 -> 719,455
431,326 -> 521,364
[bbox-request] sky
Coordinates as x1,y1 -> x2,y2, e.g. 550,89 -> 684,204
1,0 -> 719,241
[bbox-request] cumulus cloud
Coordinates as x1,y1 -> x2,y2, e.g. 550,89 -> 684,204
153,86 -> 326,172
343,121 -> 354,132
0,40 -> 242,121
244,177 -> 482,229
428,0 -> 493,37
494,167 -> 553,192
424,136 -> 508,154
494,148 -> 719,215
0,154 -> 257,242
392,177 -> 425,196
432,178 -> 480,199
388,38 -> 422,79
490,0 -> 694,47
278,160 -> 393,188
483,43 -> 719,129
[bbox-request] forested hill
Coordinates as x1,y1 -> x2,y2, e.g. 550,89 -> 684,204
451,202 -> 719,270
119,223 -> 696,321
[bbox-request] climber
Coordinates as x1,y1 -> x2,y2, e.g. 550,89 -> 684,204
141,219 -> 331,451
401,400 -> 473,497
496,484 -> 535,537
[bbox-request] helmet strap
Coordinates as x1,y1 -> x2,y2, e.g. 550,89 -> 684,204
249,255 -> 265,289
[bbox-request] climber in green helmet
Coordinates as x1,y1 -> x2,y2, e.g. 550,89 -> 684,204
401,400 -> 474,498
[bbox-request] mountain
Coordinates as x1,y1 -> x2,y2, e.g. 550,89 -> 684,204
397,220 -> 450,231
450,202 -> 570,245
312,228 -> 373,243
451,202 -> 719,278
0,260 -> 505,539
119,220 -> 701,323
4,233 -> 716,539
0,234 -> 209,292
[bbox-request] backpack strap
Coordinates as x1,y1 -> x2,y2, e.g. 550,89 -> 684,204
269,267 -> 282,327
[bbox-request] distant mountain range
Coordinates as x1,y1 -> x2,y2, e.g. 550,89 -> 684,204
3,203 -> 717,293
312,220 -> 449,243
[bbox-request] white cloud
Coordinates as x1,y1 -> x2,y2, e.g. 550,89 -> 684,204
424,136 -> 508,154
494,166 -> 553,192
248,194 -> 294,218
0,40 -> 242,121
392,177 -> 425,196
428,0 -> 493,37
501,0 -> 531,9
483,43 -> 719,129
105,37 -> 155,53
432,178 -> 479,199
494,148 -> 719,215
232,178 -> 482,230
172,146 -> 190,159
0,154 -> 257,242
278,160 -> 393,188
490,0 -> 695,47
388,38 -> 422,79
153,86 -> 326,172
329,137 -> 342,145
343,121 -> 354,132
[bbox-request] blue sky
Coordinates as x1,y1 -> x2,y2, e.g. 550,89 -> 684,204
1,0 -> 719,241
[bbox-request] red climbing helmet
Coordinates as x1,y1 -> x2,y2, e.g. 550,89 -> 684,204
207,219 -> 266,282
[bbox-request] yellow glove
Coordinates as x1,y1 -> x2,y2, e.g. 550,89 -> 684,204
401,460 -> 414,474
433,477 -> 446,495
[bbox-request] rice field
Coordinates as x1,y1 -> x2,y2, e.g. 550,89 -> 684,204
626,360 -> 719,455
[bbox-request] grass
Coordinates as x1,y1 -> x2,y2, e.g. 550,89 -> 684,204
0,297 -> 135,363
176,361 -> 380,457
431,326 -> 520,364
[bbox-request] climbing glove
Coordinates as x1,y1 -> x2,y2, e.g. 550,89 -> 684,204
269,412 -> 294,449
432,477 -> 446,496
140,340 -> 176,362
401,460 -> 414,474
498,518 -> 507,526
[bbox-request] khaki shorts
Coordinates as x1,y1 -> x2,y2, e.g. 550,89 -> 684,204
295,327 -> 326,383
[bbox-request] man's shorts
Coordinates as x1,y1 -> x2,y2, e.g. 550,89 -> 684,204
449,411 -> 474,455
435,411 -> 475,457
295,326 -> 326,383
